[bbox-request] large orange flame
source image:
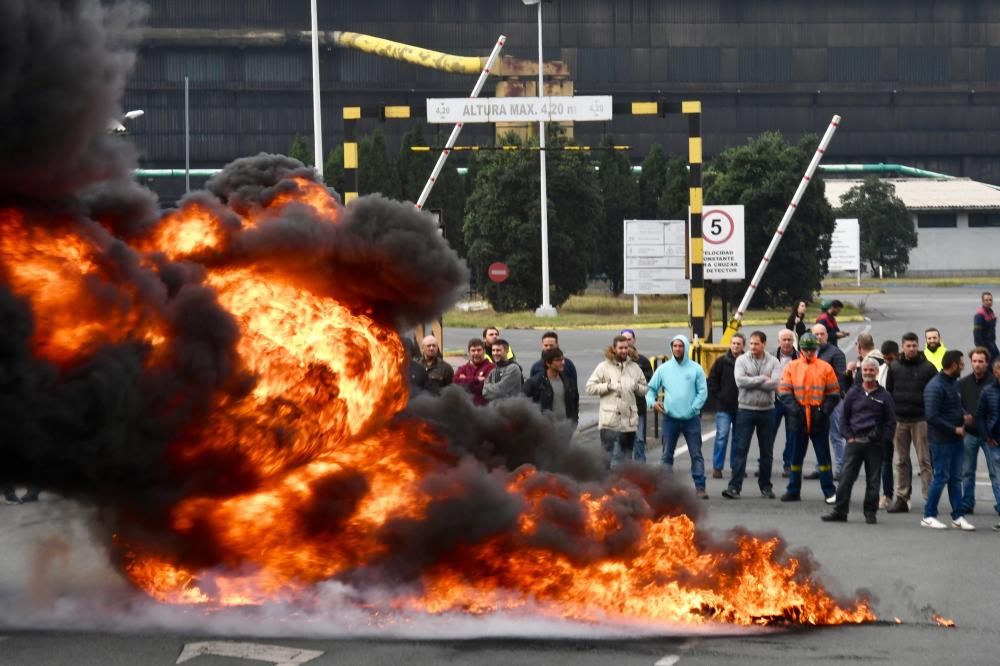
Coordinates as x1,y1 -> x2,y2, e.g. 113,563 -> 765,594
0,178 -> 875,628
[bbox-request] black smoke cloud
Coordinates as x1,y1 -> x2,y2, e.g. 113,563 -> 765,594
0,0 -> 816,618
203,154 -> 470,326
0,0 -> 147,200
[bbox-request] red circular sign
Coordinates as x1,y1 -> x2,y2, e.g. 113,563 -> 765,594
488,262 -> 510,283
703,209 -> 735,244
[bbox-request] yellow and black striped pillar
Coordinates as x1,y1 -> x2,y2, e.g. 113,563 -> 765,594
683,100 -> 708,341
342,106 -> 360,204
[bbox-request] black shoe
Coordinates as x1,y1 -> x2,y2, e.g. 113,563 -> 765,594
780,493 -> 801,502
721,488 -> 740,499
886,499 -> 909,513
20,492 -> 39,503
4,493 -> 21,505
803,471 -> 820,480
821,512 -> 847,522
761,488 -> 776,499
865,514 -> 877,524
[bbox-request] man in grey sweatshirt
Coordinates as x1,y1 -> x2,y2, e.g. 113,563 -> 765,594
724,331 -> 782,499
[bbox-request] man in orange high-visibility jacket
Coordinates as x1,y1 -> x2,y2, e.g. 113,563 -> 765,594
778,332 -> 842,502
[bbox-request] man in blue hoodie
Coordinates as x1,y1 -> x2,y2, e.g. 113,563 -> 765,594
646,334 -> 709,499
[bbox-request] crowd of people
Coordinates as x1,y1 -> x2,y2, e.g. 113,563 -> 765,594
407,292 -> 1000,531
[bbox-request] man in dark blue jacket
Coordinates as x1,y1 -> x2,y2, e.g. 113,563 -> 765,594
822,357 -> 896,524
921,350 -> 976,530
976,357 -> 1000,531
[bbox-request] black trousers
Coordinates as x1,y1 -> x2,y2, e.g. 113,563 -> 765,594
833,440 -> 883,517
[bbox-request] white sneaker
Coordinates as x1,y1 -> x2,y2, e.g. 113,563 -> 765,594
951,517 -> 976,531
825,495 -> 837,505
921,516 -> 948,529
878,496 -> 891,509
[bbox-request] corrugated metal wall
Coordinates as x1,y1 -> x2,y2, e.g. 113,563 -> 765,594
127,0 -> 1000,188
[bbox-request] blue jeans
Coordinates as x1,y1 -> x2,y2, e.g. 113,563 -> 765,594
634,412 -> 647,462
662,415 -> 706,489
925,440 -> 965,520
829,402 -> 846,476
711,411 -> 736,471
772,400 -> 797,469
962,434 -> 1000,514
599,429 -> 636,470
786,416 -> 837,498
729,408 -> 776,493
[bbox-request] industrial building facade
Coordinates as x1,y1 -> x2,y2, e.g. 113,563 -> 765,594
126,0 -> 1000,202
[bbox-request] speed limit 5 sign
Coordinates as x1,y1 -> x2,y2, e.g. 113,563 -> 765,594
699,205 -> 745,280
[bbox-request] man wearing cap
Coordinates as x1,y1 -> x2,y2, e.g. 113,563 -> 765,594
777,332 -> 841,502
816,299 -> 850,348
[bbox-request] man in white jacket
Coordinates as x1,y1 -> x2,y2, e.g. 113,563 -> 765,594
586,335 -> 649,469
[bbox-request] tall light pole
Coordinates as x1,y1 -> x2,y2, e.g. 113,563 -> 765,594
523,0 -> 556,316
310,0 -> 324,179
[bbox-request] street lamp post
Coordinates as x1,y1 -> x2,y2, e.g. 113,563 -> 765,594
523,0 -> 556,317
310,0 -> 324,179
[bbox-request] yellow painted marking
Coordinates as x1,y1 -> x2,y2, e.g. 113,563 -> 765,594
384,106 -> 411,119
689,187 -> 703,214
343,143 -> 358,168
343,107 -> 361,120
688,137 -> 703,164
691,287 -> 705,316
682,100 -> 702,114
631,101 -> 658,115
690,237 -> 703,263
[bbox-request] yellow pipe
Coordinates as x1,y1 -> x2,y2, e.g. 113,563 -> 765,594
332,31 -> 485,75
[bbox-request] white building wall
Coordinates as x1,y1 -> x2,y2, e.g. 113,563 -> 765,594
906,212 -> 1000,275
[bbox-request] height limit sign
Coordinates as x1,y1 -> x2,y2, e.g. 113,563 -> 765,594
699,205 -> 745,280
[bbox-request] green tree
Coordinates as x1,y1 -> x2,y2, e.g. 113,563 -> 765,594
639,144 -> 668,218
288,134 -> 313,166
323,145 -> 346,200
837,176 -> 916,276
545,128 -> 603,303
397,123 -> 468,257
597,136 -> 639,294
705,132 -> 835,308
397,124 -> 434,201
464,131 -> 600,311
358,128 -> 401,199
657,155 -> 690,220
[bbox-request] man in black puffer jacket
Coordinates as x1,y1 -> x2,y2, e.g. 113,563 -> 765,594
708,334 -> 745,479
885,331 -> 938,513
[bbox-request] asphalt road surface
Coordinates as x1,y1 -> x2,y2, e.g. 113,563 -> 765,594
2,285 -> 997,665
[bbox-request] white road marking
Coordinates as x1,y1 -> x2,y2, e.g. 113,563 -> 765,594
655,656 -> 681,666
176,641 -> 323,665
859,323 -> 872,335
670,429 -> 715,458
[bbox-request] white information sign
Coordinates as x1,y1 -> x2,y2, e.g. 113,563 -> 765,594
829,218 -> 861,272
699,205 -> 746,280
624,220 -> 689,295
427,96 -> 613,124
